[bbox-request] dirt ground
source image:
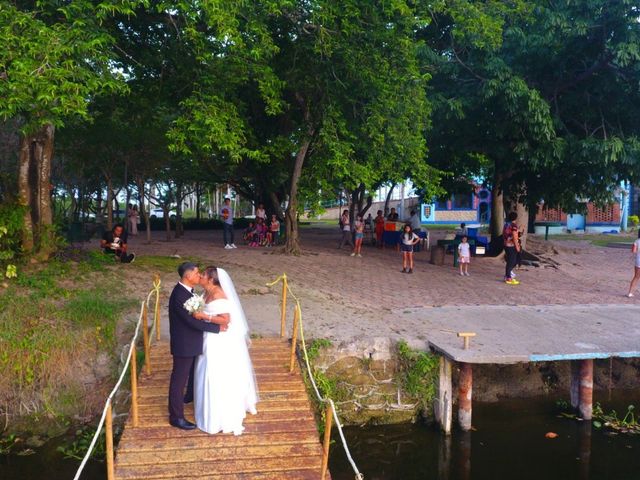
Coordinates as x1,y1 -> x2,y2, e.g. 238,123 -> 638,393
106,223 -> 638,347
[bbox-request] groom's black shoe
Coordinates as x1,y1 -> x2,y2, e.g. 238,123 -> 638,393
183,395 -> 193,404
170,418 -> 196,430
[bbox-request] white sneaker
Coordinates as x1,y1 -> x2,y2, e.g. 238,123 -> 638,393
357,254 -> 362,257
460,272 -> 464,276
350,252 -> 356,257
230,243 -> 237,248
224,244 -> 232,249
464,272 -> 470,276
627,293 -> 634,298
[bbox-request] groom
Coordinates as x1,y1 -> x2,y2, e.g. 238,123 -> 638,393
168,262 -> 227,430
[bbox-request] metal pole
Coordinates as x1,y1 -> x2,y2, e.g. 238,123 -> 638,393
289,304 -> 300,373
142,303 -> 151,376
131,345 -> 138,427
579,359 -> 594,420
105,400 -> 115,480
280,274 -> 288,338
320,403 -> 333,480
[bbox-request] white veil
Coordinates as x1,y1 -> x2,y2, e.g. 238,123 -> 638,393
217,267 -> 250,340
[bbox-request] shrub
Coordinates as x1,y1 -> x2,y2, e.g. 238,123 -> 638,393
628,215 -> 639,227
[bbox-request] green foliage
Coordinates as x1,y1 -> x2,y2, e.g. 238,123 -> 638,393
306,338 -> 332,362
592,403 -> 640,435
0,203 -> 25,277
395,341 -> 439,412
57,426 -> 105,461
628,216 -> 639,228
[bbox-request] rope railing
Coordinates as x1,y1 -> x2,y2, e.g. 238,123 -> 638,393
266,273 -> 364,480
73,275 -> 162,480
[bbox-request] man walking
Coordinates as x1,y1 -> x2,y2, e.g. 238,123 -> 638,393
221,197 -> 237,249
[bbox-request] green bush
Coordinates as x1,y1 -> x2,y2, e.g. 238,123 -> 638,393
628,215 -> 639,227
0,203 -> 25,277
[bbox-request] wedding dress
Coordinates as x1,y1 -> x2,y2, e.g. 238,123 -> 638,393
194,269 -> 258,435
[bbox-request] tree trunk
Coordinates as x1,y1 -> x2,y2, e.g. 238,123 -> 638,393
175,184 -> 183,238
269,191 -> 285,220
137,177 -> 152,243
195,183 -> 201,221
106,177 -> 114,231
17,124 -> 55,255
164,206 -> 172,241
515,199 -> 529,251
17,135 -> 34,253
383,183 -> 396,216
284,135 -> 313,254
489,175 -> 504,256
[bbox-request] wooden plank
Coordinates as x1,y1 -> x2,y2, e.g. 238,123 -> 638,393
115,468 -> 326,480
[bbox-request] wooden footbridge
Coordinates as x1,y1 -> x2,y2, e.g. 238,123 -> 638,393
114,338 -> 331,479
73,275 -> 359,480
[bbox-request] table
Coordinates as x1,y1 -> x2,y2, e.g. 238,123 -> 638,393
382,230 -> 428,251
534,221 -> 562,241
437,238 -> 476,267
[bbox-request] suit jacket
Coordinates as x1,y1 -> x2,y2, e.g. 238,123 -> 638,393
169,283 -> 220,357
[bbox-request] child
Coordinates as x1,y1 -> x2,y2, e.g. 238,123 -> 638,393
374,210 -> 385,248
458,235 -> 471,276
269,214 -> 280,246
243,222 -> 255,244
351,215 -> 365,257
400,224 -> 420,273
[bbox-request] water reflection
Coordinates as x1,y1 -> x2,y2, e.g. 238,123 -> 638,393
329,397 -> 640,480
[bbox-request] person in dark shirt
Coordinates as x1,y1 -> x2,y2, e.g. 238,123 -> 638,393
101,224 -> 135,263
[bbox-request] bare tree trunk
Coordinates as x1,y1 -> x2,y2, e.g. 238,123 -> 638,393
284,135 -> 313,254
489,175 -> 504,256
195,183 -> 201,221
106,177 -> 114,231
383,183 -> 396,216
269,191 -> 285,220
18,135 -> 34,253
515,199 -> 529,251
175,183 -> 183,238
137,177 -> 152,243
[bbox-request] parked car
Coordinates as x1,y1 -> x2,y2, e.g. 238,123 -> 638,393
149,208 -> 177,219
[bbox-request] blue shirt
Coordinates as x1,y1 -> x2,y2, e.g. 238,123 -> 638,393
220,205 -> 233,225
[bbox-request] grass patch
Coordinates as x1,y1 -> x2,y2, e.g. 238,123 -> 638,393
546,233 -> 636,247
396,340 -> 439,414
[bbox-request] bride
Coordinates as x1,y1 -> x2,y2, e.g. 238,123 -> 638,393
191,266 -> 258,435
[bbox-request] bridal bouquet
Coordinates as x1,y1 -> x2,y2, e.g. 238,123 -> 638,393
183,294 -> 205,314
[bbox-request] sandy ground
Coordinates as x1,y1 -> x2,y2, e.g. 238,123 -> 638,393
109,224 -> 638,346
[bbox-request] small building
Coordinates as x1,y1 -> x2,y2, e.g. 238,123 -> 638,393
534,202 -> 621,234
421,187 -> 491,225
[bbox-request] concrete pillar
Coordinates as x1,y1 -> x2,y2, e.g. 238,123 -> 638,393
570,360 -> 581,409
435,356 -> 453,434
579,359 -> 594,420
458,362 -> 473,431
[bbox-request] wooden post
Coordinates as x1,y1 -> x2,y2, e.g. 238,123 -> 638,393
280,274 -> 288,338
579,359 -> 594,420
130,344 -> 138,427
154,275 -> 161,341
142,303 -> 151,376
435,356 -> 453,434
457,332 -> 476,350
105,400 -> 115,480
320,402 -> 333,480
458,362 -> 472,431
289,304 -> 300,373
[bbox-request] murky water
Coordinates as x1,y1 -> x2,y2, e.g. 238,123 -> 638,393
3,395 -> 639,480
329,395 -> 640,480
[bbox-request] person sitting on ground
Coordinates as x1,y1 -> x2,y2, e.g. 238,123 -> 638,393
243,222 -> 255,244
101,224 -> 135,263
387,208 -> 399,221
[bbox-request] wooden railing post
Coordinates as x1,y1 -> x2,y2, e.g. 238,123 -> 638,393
142,303 -> 151,376
280,274 -> 288,338
130,344 -> 138,427
321,402 -> 333,479
105,400 -> 115,480
154,274 -> 161,341
289,304 -> 300,373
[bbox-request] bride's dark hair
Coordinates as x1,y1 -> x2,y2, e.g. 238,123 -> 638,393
203,266 -> 220,285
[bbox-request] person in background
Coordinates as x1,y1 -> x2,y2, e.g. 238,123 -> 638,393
338,209 -> 353,249
269,214 -> 280,246
503,212 -> 520,285
626,230 -> 640,297
243,222 -> 255,244
374,210 -> 385,248
221,197 -> 236,249
400,224 -> 420,274
387,208 -> 399,221
351,215 -> 365,257
101,224 -> 135,263
129,205 -> 140,236
255,203 -> 266,221
409,209 -> 421,232
456,222 -> 468,236
458,235 -> 471,276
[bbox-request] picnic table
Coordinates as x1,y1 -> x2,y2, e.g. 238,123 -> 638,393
437,238 -> 476,267
534,221 -> 562,241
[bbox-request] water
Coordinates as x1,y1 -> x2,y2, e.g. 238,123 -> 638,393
329,396 -> 640,480
0,435 -> 105,480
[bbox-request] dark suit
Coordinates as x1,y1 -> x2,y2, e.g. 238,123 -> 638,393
168,283 -> 220,423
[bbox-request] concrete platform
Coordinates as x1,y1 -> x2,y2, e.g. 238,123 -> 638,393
422,304 -> 640,364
